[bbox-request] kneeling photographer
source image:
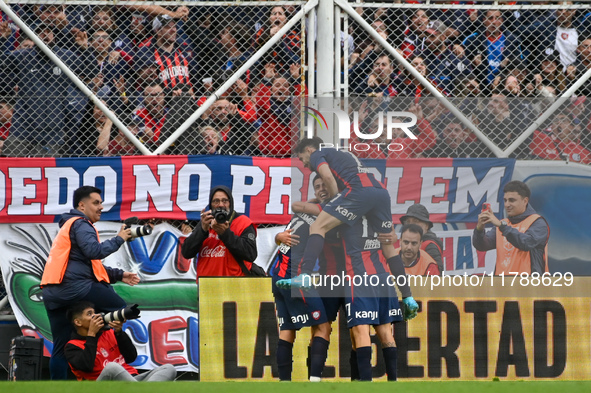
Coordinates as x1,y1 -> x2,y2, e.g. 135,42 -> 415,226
182,185 -> 262,282
65,301 -> 176,381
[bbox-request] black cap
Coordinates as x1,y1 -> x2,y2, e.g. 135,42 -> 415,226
400,203 -> 433,228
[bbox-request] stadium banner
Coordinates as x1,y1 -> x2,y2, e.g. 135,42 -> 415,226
199,277 -> 591,381
0,221 -> 199,372
0,156 -> 514,224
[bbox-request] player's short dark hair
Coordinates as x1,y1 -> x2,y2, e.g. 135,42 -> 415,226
503,180 -> 530,199
400,223 -> 424,239
295,136 -> 324,153
66,301 -> 95,324
73,186 -> 101,208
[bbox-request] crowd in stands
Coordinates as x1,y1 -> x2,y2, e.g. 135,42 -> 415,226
0,2 -> 590,163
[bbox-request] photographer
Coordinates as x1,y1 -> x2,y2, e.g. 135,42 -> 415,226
181,186 -> 259,282
41,186 -> 140,380
65,301 -> 176,381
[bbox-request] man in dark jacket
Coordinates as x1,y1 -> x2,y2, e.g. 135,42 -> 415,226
473,180 -> 550,275
41,186 -> 138,380
400,203 -> 444,274
181,185 -> 258,282
462,10 -> 524,86
0,24 -> 97,156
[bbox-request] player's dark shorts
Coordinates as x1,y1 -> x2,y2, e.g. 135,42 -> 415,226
344,273 -> 403,328
272,277 -> 328,331
322,296 -> 345,323
322,187 -> 393,233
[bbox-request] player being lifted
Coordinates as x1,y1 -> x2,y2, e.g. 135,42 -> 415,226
279,137 -> 418,321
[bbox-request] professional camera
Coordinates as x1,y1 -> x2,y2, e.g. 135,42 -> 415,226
101,304 -> 141,324
213,208 -> 229,223
124,216 -> 153,238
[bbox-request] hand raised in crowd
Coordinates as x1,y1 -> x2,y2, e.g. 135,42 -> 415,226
73,29 -> 88,50
270,24 -> 282,37
122,272 -> 140,286
290,63 -> 301,79
264,63 -> 276,79
92,73 -> 104,92
0,22 -> 11,39
173,6 -> 190,21
407,103 -> 425,122
113,76 -> 126,99
276,228 -> 300,247
452,44 -> 465,59
108,50 -> 122,65
109,320 -> 123,333
117,223 -> 132,242
233,79 -> 249,98
87,313 -> 104,337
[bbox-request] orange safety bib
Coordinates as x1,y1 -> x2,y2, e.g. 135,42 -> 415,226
41,217 -> 110,287
495,214 -> 549,275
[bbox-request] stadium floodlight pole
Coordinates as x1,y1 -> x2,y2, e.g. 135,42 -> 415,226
0,0 -> 151,155
334,0 -> 504,158
154,0 -> 319,155
503,67 -> 591,158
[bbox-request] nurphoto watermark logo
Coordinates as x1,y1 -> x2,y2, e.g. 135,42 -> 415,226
303,106 -> 419,153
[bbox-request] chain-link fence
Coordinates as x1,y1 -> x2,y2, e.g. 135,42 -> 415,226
0,2 -> 589,162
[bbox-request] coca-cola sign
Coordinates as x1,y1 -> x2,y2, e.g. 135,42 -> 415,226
201,245 -> 227,258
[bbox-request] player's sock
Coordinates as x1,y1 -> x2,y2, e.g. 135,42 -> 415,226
350,349 -> 360,381
277,339 -> 293,381
356,346 -> 372,381
382,347 -> 397,381
300,234 -> 325,273
309,336 -> 329,380
306,346 -> 311,379
386,256 -> 412,298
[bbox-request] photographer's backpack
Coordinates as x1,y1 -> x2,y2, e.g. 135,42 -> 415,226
8,336 -> 43,381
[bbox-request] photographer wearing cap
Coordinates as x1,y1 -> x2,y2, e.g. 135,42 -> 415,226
41,186 -> 140,380
65,301 -> 176,381
181,186 -> 260,282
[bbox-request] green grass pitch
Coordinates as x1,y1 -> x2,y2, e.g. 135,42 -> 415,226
2,381 -> 591,393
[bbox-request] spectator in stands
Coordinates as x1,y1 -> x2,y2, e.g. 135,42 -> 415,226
113,11 -> 150,57
256,66 -> 303,157
199,125 -> 221,155
201,98 -> 258,156
533,49 -> 567,95
0,98 -> 12,155
74,30 -> 131,103
133,82 -> 166,148
35,4 -> 79,50
253,6 -> 300,82
462,10 -> 524,86
401,9 -> 430,58
566,37 -> 591,96
394,55 -> 450,97
0,23 -> 97,157
88,6 -> 117,36
136,14 -> 195,95
478,92 -> 532,157
101,113 -> 142,157
216,22 -> 253,82
135,14 -> 196,145
416,22 -> 471,95
354,54 -> 400,97
531,113 -> 591,164
425,117 -> 491,159
534,2 -> 579,72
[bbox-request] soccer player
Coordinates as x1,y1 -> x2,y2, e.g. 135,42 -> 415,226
285,137 -> 418,319
271,176 -> 332,382
332,216 -> 402,381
